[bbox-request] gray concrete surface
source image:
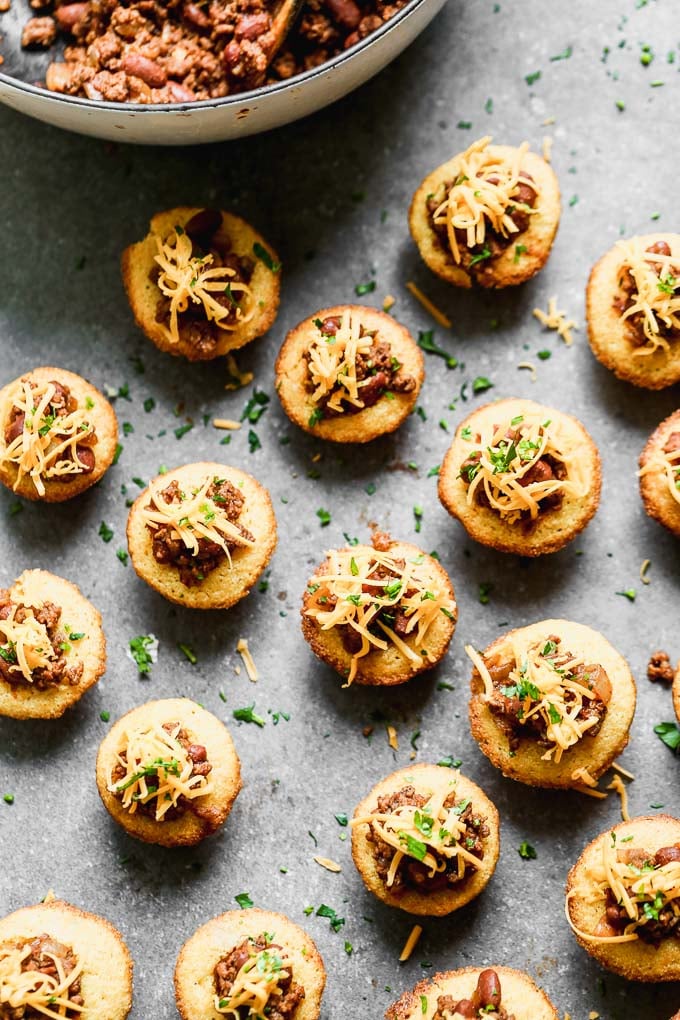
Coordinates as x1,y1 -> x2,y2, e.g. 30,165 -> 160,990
1,1 -> 680,1017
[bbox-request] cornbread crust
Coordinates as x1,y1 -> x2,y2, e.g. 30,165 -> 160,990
385,965 -> 558,1020
351,763 -> 499,916
121,207 -> 280,362
409,144 -> 560,289
275,305 -> 424,443
639,409 -> 680,537
438,398 -> 601,556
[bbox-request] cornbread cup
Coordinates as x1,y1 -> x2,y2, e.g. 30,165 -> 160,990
468,619 -> 636,789
351,763 -> 500,916
126,461 -> 277,610
0,568 -> 106,720
639,409 -> 680,538
275,305 -> 424,443
301,540 -> 456,686
409,143 -> 560,289
566,814 -> 680,981
174,908 -> 326,1020
586,234 -> 680,389
438,398 -> 601,556
0,366 -> 118,502
96,697 -> 242,848
0,897 -> 133,1020
385,965 -> 558,1020
121,207 -> 281,362
673,661 -> 680,723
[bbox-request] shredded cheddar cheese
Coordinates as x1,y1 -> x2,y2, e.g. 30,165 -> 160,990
107,720 -> 213,820
567,836 -> 680,944
237,638 -> 258,682
398,924 -> 423,962
517,360 -> 537,381
542,135 -> 554,163
639,443 -> 680,506
351,782 -> 480,888
458,411 -> 588,523
0,941 -> 84,1019
0,605 -> 56,683
533,296 -> 578,345
215,943 -> 293,1018
213,418 -> 242,431
141,474 -> 255,566
224,354 -> 254,391
313,856 -> 342,873
306,309 -> 378,414
431,136 -> 539,264
466,635 -> 608,763
387,725 -> 399,751
304,547 -> 456,685
154,228 -> 255,346
0,379 -> 95,496
405,281 -> 452,328
616,238 -> 680,355
607,774 -> 630,821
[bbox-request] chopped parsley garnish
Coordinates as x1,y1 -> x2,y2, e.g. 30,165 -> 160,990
235,892 -> 254,909
143,397 -> 155,413
654,721 -> 680,753
174,422 -> 193,440
478,582 -> 492,605
355,280 -> 376,296
3,793 -> 14,805
469,246 -> 492,267
518,840 -> 537,860
252,242 -> 281,272
98,521 -> 114,543
365,482 -> 377,496
233,705 -> 266,727
514,244 -> 528,263
308,407 -> 324,428
116,548 -> 128,565
100,711 -> 110,722
399,832 -> 427,860
616,589 -> 636,602
413,505 -> 423,533
537,349 -> 552,360
177,642 -> 197,665
525,70 -> 541,85
334,812 -> 348,826
343,532 -> 359,546
248,430 -> 261,453
241,389 -> 270,424
316,904 -> 345,932
472,376 -> 493,394
550,45 -> 573,61
317,508 -> 331,527
416,330 -> 457,368
128,634 -> 158,676
437,755 -> 462,768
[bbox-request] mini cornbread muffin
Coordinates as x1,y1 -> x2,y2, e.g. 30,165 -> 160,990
466,620 -> 636,789
409,136 -> 560,289
96,697 -> 241,848
122,207 -> 281,362
639,409 -> 680,537
438,398 -> 601,556
674,661 -> 680,723
0,367 -> 118,502
126,462 -> 277,609
587,234 -> 680,389
174,908 -> 325,1020
351,764 -> 499,916
0,896 -> 133,1020
275,305 -> 424,443
301,532 -> 456,686
0,569 -> 106,720
566,814 -> 680,981
385,966 -> 558,1020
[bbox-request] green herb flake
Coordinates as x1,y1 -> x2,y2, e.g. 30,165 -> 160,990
413,505 -> 424,533
478,582 -> 493,605
416,330 -> 457,368
235,892 -> 254,909
116,548 -> 128,566
472,376 -> 493,394
128,634 -> 157,676
178,642 -> 197,665
355,280 -> 376,296
654,721 -> 680,753
525,70 -> 541,85
317,508 -> 331,527
518,840 -> 537,860
233,705 -> 266,728
253,242 -> 281,272
3,793 -> 14,805
616,589 -> 636,602
98,521 -> 114,543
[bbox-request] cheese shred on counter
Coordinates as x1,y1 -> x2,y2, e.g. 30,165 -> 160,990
141,474 -> 256,566
617,239 -> 680,356
214,944 -> 293,1017
304,547 -> 456,685
0,379 -> 95,496
431,136 -> 539,264
108,720 -> 213,820
466,636 -> 607,762
155,229 -> 255,346
459,412 -> 587,523
567,838 -> 680,944
0,942 -> 84,1019
351,782 -> 479,887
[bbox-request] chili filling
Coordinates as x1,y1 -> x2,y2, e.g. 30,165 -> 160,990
433,969 -> 514,1020
1,378 -> 97,494
151,209 -> 256,356
0,594 -> 84,690
590,843 -> 680,947
213,935 -> 304,1019
109,720 -> 213,821
305,312 -> 416,422
364,785 -> 489,894
0,933 -> 84,1019
477,636 -> 615,758
145,475 -> 255,588
614,240 -> 680,349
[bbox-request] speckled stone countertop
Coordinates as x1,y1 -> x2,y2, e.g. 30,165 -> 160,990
1,1 -> 679,1017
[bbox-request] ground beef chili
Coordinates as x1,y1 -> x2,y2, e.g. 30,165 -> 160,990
3,933 -> 84,1018
110,721 -> 212,819
0,594 -> 84,690
4,379 -> 97,478
480,636 -> 610,752
614,241 -> 680,347
153,209 -> 255,357
647,649 -> 675,683
600,845 -> 680,946
366,785 -> 489,893
147,475 -> 254,587
214,936 -> 305,1019
320,557 -> 416,655
427,172 -> 537,274
307,315 -> 416,418
434,969 -> 515,1020
20,0 -> 408,103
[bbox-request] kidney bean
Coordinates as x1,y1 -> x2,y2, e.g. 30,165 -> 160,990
321,316 -> 341,334
187,743 -> 208,762
167,81 -> 196,103
54,2 -> 89,31
5,413 -> 25,445
450,1000 -> 476,1018
473,969 -> 502,1009
184,208 -> 222,245
236,11 -> 271,40
222,40 -> 242,72
75,446 -> 96,473
325,0 -> 361,29
121,53 -> 167,87
647,241 -> 672,258
654,845 -> 680,867
182,1 -> 210,29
